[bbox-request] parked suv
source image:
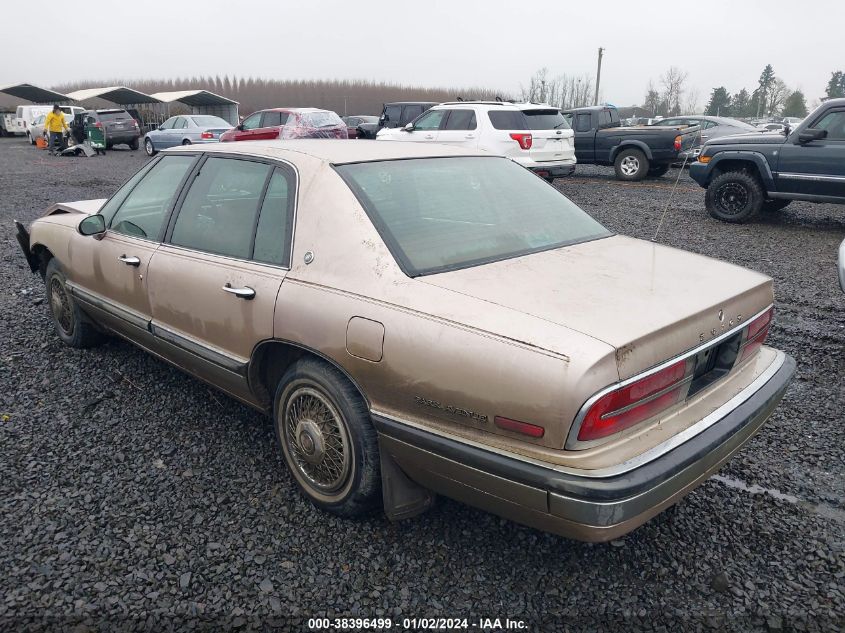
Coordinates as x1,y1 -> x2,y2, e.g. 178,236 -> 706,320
690,98 -> 845,223
220,108 -> 347,142
377,101 -> 576,181
75,109 -> 142,150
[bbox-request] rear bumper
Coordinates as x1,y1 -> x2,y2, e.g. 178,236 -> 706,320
529,164 -> 576,178
374,350 -> 795,542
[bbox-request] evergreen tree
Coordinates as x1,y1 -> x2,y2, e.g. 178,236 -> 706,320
704,87 -> 731,116
732,88 -> 750,117
826,71 -> 845,99
756,64 -> 776,117
782,91 -> 808,118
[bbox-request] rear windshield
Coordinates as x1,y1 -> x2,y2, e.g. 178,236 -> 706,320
522,109 -> 570,130
489,109 -> 570,130
190,115 -> 230,127
300,111 -> 343,128
336,157 -> 610,277
99,111 -> 132,121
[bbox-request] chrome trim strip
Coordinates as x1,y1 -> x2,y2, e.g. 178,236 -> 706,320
777,172 -> 845,182
151,323 -> 247,375
566,304 -> 772,450
371,349 -> 785,480
66,282 -> 150,331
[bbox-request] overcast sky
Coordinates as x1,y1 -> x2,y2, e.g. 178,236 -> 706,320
2,0 -> 839,109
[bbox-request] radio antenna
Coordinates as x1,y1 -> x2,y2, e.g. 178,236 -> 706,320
652,123 -> 702,242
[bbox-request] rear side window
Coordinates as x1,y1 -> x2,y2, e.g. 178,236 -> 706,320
301,111 -> 343,128
444,110 -> 477,130
253,170 -> 295,266
170,158 -> 273,259
522,109 -> 569,130
109,155 -> 196,240
575,113 -> 592,132
262,111 -> 285,127
488,111 -> 526,130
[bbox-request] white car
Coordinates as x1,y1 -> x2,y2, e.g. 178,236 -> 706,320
29,112 -> 75,145
376,101 -> 576,180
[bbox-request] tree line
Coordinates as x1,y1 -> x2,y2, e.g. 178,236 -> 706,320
51,77 -> 505,117
701,64 -> 811,120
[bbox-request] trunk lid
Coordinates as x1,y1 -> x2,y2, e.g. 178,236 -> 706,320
522,108 -> 576,162
420,235 -> 773,380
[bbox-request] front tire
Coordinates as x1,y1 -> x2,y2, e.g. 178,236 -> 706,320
705,170 -> 764,223
614,148 -> 649,181
144,137 -> 156,156
44,259 -> 105,348
274,357 -> 380,517
28,132 -> 35,145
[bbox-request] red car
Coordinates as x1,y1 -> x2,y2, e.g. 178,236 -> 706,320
220,108 -> 348,142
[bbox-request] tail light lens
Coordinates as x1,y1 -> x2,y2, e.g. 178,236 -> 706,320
674,135 -> 682,151
739,307 -> 773,362
578,359 -> 689,442
200,131 -> 214,139
510,132 -> 533,150
94,122 -> 102,128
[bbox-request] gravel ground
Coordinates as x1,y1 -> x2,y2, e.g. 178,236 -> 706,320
0,136 -> 843,632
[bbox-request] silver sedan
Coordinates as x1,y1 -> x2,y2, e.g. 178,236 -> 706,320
143,115 -> 233,156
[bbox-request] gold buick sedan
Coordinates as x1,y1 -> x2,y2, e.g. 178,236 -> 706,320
15,141 -> 795,542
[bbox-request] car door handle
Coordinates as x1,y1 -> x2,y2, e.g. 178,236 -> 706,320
222,284 -> 255,300
465,134 -> 475,139
424,134 -> 434,139
118,255 -> 141,267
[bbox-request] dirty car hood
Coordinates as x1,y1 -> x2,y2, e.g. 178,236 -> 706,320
420,235 -> 773,379
44,199 -> 107,217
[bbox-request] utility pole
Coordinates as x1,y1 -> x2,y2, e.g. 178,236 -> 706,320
594,47 -> 604,106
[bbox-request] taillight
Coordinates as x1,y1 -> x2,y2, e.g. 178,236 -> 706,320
578,359 -> 689,442
510,132 -> 532,150
674,135 -> 682,151
94,122 -> 102,129
494,416 -> 545,438
739,307 -> 773,362
201,131 -> 213,139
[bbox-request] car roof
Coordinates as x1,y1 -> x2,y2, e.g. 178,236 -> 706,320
384,102 -> 439,106
164,139 -> 489,165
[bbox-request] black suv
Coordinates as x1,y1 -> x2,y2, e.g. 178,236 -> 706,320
356,102 -> 437,139
71,109 -> 142,150
690,98 -> 845,222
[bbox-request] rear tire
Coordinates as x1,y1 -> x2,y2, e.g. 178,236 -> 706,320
44,259 -> 105,348
129,137 -> 139,151
144,137 -> 156,156
705,170 -> 764,223
762,199 -> 791,213
181,139 -> 192,145
614,148 -> 649,181
27,132 -> 35,145
647,164 -> 671,178
274,357 -> 380,518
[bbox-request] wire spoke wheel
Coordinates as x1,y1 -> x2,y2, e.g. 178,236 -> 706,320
283,386 -> 351,494
49,277 -> 73,335
715,182 -> 749,215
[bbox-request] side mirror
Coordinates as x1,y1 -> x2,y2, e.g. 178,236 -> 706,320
236,124 -> 244,131
402,122 -> 414,132
78,214 -> 106,237
798,128 -> 827,144
838,238 -> 845,293
157,125 -> 165,131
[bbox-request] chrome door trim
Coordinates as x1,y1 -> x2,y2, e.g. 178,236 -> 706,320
150,322 -> 248,375
66,281 -> 150,331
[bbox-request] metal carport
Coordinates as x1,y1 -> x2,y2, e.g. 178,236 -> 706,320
150,90 -> 239,126
0,83 -> 71,104
65,86 -> 162,130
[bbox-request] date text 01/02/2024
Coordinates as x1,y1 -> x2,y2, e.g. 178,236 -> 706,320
307,617 -> 528,630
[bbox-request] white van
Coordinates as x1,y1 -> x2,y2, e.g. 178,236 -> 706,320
13,105 -> 83,139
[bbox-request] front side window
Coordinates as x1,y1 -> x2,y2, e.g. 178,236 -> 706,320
160,117 -> 176,130
241,112 -> 263,130
384,105 -> 402,124
444,110 -> 477,130
173,117 -> 187,129
337,157 -> 610,277
412,109 -> 447,131
813,110 -> 845,140
109,155 -> 196,240
169,158 -> 273,259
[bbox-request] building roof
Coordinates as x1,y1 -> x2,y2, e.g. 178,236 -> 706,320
65,86 -> 161,105
149,90 -> 238,106
0,83 -> 69,103
165,139 -> 488,164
